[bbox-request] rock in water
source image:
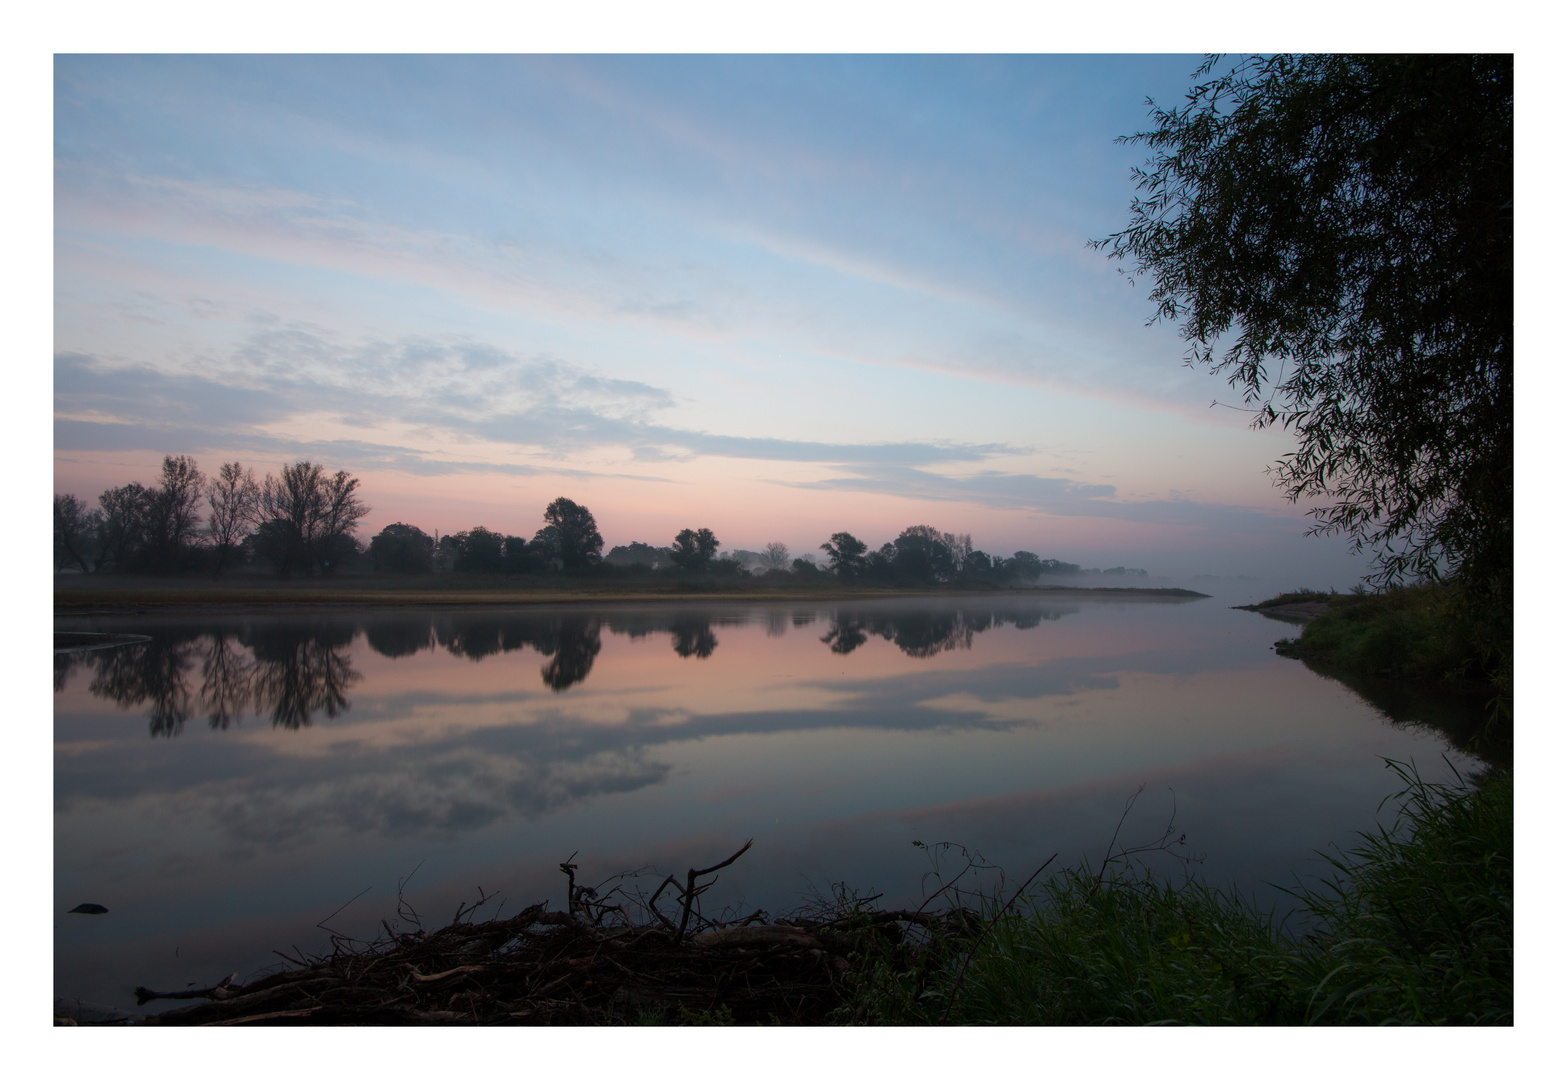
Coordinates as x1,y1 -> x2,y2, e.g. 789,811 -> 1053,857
68,903 -> 108,915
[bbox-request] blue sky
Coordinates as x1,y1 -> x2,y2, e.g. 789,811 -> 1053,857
54,53 -> 1383,582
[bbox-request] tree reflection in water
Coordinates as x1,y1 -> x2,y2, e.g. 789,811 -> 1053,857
818,605 -> 1069,658
364,618 -> 434,659
538,616 -> 602,691
670,617 -> 718,659
60,623 -> 361,736
199,633 -> 255,730
86,636 -> 198,737
430,614 -> 604,691
56,600 -> 1085,735
246,623 -> 360,729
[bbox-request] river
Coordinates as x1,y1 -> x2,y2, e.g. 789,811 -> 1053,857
54,592 -> 1490,1013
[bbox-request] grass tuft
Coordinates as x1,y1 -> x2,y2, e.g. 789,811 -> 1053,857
839,764 -> 1511,1025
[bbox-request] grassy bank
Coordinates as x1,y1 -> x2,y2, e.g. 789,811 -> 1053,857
840,765 -> 1512,1025
1254,583 -> 1509,693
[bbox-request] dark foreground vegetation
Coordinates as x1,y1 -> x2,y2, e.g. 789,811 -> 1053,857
99,766 -> 1508,1026
1244,583 -> 1511,727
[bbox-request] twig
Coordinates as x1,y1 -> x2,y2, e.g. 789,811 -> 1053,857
646,875 -> 682,931
315,885 -> 372,935
939,854 -> 1057,1023
675,839 -> 754,943
558,852 -> 579,919
1097,785 -> 1147,886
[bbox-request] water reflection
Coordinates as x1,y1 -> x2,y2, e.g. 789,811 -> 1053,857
52,599 -> 1152,738
86,635 -> 197,737
57,622 -> 361,736
670,617 -> 718,659
819,605 -> 1065,657
248,623 -> 358,730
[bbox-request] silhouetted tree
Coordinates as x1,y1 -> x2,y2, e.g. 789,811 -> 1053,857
53,493 -> 97,573
892,525 -> 955,582
670,527 -> 719,571
141,455 -> 206,573
368,522 -> 436,574
961,550 -> 995,578
820,532 -> 868,580
206,462 -> 260,576
95,482 -> 152,572
1095,54 -> 1511,596
605,541 -> 669,568
316,469 -> 369,573
258,462 -> 325,575
451,526 -> 506,573
256,461 -> 368,576
541,497 -> 603,571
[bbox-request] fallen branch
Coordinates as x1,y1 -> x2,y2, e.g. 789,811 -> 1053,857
135,973 -> 237,1005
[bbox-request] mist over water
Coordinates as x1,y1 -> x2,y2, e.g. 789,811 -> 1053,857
55,594 -> 1484,1012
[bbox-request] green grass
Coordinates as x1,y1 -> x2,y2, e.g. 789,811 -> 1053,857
1272,582 -> 1508,691
1253,588 -> 1337,609
839,765 -> 1511,1025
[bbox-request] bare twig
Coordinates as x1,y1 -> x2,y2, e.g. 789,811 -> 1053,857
675,839 -> 754,943
315,886 -> 372,935
940,853 -> 1057,1023
558,852 -> 580,918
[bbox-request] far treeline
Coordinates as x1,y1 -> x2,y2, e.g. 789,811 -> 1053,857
53,455 -> 1145,587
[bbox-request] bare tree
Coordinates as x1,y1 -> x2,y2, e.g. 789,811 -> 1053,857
206,462 -> 260,576
760,542 -> 791,572
53,494 -> 98,573
95,482 -> 152,572
316,470 -> 369,572
258,462 -> 326,576
255,461 -> 369,575
143,455 -> 207,573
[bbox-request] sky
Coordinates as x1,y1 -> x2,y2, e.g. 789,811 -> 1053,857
53,53 -> 1387,583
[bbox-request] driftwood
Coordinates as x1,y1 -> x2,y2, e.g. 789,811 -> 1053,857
122,840 -> 963,1026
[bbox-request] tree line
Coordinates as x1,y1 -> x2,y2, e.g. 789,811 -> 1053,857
387,514 -> 1130,588
55,456 -> 1130,586
54,455 -> 368,577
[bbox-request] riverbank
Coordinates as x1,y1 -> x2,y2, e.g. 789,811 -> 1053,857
54,576 -> 1208,615
1241,585 -> 1508,689
847,765 -> 1512,1025
73,766 -> 1508,1026
1239,583 -> 1510,764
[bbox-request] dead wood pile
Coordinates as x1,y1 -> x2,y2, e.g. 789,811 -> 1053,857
126,841 -> 949,1026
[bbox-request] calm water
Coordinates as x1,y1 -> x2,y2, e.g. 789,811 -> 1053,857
55,594 -> 1486,1011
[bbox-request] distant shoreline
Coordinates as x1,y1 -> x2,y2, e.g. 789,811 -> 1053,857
55,578 -> 1209,616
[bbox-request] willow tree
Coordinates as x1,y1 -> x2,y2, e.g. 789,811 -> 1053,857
1094,55 -> 1512,600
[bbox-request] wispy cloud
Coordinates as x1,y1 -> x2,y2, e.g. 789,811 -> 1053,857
55,336 -> 1019,472
781,464 -> 1302,537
